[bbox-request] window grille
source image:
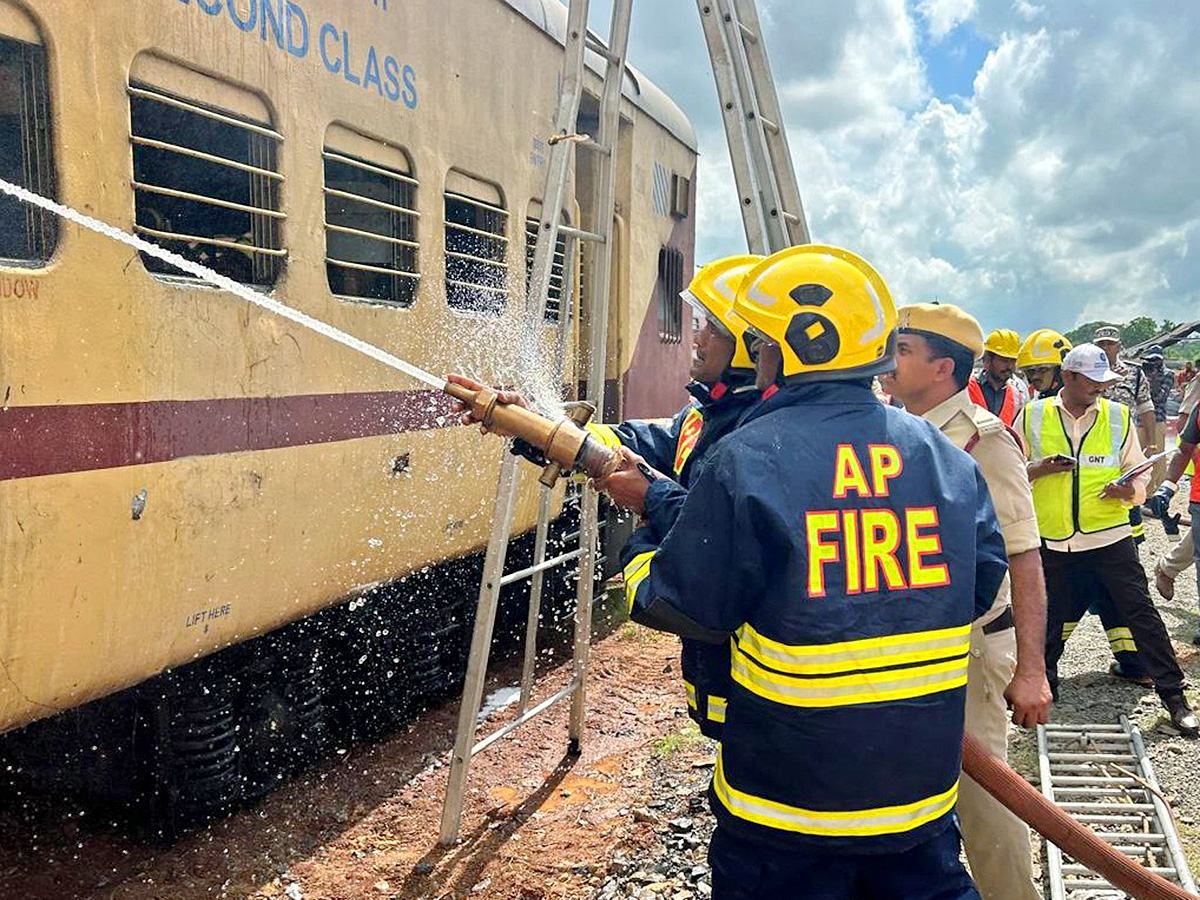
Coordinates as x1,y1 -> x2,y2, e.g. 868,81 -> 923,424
657,246 -> 685,343
524,212 -> 570,324
444,183 -> 507,315
129,82 -> 284,285
324,148 -> 419,306
0,34 -> 57,265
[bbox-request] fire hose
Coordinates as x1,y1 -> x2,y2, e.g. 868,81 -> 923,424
445,383 -> 1197,899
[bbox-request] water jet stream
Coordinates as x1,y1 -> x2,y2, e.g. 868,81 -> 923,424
0,178 -> 446,390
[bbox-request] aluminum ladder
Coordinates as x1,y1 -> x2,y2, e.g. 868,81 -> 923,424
438,0 -> 632,846
696,0 -> 810,253
1038,718 -> 1196,898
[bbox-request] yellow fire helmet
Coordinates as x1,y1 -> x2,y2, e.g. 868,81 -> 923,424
1017,328 -> 1072,369
681,254 -> 763,373
984,328 -> 1021,359
731,244 -> 897,381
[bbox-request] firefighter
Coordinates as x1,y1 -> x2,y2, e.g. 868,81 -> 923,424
967,328 -> 1027,425
617,245 -> 1007,900
1012,344 -> 1198,736
448,254 -> 763,739
1017,329 -> 1071,399
881,303 -> 1049,900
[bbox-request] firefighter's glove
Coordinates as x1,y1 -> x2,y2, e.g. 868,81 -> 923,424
510,437 -> 549,467
1147,481 -> 1177,520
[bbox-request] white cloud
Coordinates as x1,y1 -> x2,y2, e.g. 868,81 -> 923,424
616,0 -> 1200,334
917,0 -> 977,41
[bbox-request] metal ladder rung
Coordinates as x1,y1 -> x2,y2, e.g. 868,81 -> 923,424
736,21 -> 758,43
1062,865 -> 1177,877
1073,814 -> 1158,825
470,678 -> 580,758
559,224 -> 607,244
1059,802 -> 1155,812
1049,752 -> 1139,763
1044,724 -> 1127,732
1095,832 -> 1167,843
500,548 -> 585,587
755,114 -> 780,135
1053,775 -> 1142,785
584,32 -> 621,63
578,139 -> 612,156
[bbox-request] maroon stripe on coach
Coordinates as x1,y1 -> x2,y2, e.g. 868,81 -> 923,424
0,390 -> 459,481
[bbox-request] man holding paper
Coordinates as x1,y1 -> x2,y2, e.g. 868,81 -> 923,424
1012,343 -> 1198,736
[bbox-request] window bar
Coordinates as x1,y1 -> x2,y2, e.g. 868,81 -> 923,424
324,187 -> 421,218
130,136 -> 285,180
321,150 -> 417,185
324,221 -> 419,249
444,191 -> 509,217
446,277 -> 508,294
127,86 -> 283,141
131,182 -> 287,219
444,220 -> 510,242
327,257 -> 422,278
446,249 -> 508,269
132,225 -> 287,256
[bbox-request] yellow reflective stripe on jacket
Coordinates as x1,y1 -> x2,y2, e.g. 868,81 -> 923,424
732,650 -> 968,708
713,750 -> 958,837
736,623 -> 970,676
586,422 -> 624,451
1106,626 -> 1137,654
708,695 -> 727,723
1062,620 -> 1079,641
683,680 -> 697,711
623,551 -> 655,613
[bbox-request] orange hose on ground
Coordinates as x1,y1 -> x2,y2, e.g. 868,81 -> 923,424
962,733 -> 1197,900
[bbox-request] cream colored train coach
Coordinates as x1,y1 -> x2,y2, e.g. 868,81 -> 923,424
0,0 -> 697,825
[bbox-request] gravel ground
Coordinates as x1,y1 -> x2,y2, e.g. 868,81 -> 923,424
595,494 -> 1200,899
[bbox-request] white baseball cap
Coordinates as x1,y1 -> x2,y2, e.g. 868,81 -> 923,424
1062,343 -> 1122,385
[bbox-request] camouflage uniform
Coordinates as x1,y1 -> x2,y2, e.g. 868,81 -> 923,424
1102,361 -> 1153,422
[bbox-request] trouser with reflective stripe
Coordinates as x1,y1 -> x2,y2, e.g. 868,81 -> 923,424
957,624 -> 1040,900
709,820 -> 979,900
1042,538 -> 1185,697
1130,507 -> 1146,546
1088,592 -> 1146,677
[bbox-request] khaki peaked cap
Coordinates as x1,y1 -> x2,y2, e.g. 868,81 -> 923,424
896,303 -> 985,359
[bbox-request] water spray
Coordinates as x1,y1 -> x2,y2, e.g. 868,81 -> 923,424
0,178 -> 446,391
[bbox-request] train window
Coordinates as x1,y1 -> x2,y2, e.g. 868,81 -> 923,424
657,246 -> 685,343
0,26 -> 57,266
128,62 -> 283,285
444,171 -> 507,315
323,128 -> 419,306
524,204 -> 571,324
671,173 -> 691,220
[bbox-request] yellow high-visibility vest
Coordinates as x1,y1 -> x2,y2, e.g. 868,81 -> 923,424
1023,397 -> 1130,541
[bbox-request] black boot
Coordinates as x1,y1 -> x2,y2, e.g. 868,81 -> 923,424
1162,693 -> 1199,738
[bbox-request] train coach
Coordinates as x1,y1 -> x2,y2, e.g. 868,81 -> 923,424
0,0 -> 697,826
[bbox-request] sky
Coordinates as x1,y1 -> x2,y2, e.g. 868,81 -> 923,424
587,0 -> 1200,336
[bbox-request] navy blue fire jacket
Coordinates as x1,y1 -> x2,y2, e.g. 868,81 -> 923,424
588,379 -> 759,738
622,380 -> 1008,854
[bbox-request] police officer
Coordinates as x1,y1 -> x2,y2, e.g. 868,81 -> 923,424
968,328 -> 1027,425
449,254 -> 763,739
1012,344 -> 1198,736
618,245 -> 1008,899
881,304 -> 1049,900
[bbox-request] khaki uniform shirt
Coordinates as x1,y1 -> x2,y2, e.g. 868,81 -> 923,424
1011,393 -> 1148,553
924,390 -> 1040,626
1103,361 -> 1153,419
